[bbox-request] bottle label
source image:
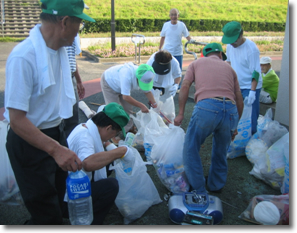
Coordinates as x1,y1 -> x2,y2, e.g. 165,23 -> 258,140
66,176 -> 91,200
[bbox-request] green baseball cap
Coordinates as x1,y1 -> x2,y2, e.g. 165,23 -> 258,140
103,102 -> 130,137
136,64 -> 155,91
203,43 -> 227,61
40,0 -> 95,22
222,21 -> 242,44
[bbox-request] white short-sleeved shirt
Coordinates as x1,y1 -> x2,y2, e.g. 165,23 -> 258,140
104,62 -> 140,95
67,123 -> 107,182
4,39 -> 63,129
146,52 -> 182,88
160,21 -> 190,56
226,38 -> 262,89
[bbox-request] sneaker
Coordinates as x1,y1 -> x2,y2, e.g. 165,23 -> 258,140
205,176 -> 223,193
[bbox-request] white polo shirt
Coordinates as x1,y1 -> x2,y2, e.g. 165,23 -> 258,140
104,62 -> 140,95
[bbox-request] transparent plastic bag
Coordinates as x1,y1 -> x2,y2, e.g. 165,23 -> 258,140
238,194 -> 289,225
152,88 -> 175,124
249,132 -> 289,189
150,124 -> 190,194
257,108 -> 273,138
227,97 -> 252,159
109,147 -> 162,224
130,109 -> 169,161
0,120 -> 23,205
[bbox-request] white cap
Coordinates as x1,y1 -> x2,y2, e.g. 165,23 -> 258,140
260,56 -> 272,64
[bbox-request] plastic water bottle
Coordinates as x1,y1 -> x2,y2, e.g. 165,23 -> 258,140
66,170 -> 93,225
120,132 -> 135,175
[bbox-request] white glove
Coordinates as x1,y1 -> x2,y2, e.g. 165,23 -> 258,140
120,145 -> 135,162
189,39 -> 196,43
248,90 -> 256,105
169,84 -> 179,97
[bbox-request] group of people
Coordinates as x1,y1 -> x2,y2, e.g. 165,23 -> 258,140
3,0 -> 280,225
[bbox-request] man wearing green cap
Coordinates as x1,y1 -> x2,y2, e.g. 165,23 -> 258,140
174,43 -> 243,193
101,63 -> 158,144
64,102 -> 133,224
222,21 -> 262,134
4,0 -> 95,224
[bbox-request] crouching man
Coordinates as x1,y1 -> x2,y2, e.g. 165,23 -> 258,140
64,102 -> 134,224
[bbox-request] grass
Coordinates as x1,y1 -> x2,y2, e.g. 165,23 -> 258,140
84,0 -> 287,23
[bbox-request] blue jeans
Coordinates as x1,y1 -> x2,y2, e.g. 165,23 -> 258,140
241,89 -> 261,135
173,55 -> 183,89
183,98 -> 239,193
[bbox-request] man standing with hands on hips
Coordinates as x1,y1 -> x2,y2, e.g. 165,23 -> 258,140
222,21 -> 262,135
4,0 -> 95,224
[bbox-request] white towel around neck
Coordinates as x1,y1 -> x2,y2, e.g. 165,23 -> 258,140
28,24 -> 76,119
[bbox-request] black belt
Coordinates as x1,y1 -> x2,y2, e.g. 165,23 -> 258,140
212,97 -> 235,104
214,97 -> 232,101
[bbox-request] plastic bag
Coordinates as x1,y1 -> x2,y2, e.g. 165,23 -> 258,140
280,142 -> 289,194
238,194 -> 289,225
260,120 -> 288,148
249,132 -> 289,189
245,136 -> 268,165
152,88 -> 175,124
150,124 -> 190,194
110,147 -> 162,224
227,97 -> 252,159
246,112 -> 288,165
257,108 -> 273,138
0,120 -> 23,205
130,109 -> 169,161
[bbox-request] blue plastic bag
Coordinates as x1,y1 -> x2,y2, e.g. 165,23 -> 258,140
227,97 -> 252,159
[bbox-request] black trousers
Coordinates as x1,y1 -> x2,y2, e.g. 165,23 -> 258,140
6,125 -> 68,225
64,102 -> 79,138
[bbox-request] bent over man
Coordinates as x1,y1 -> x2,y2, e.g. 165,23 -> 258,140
174,43 -> 243,193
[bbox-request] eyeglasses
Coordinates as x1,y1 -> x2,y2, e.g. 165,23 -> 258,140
170,14 -> 178,16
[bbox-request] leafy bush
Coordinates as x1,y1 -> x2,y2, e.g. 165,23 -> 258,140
82,18 -> 286,34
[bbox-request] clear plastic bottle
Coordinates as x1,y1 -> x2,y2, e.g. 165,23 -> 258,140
120,132 -> 135,175
66,170 -> 93,225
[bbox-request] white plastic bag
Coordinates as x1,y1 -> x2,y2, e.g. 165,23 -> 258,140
281,142 -> 289,194
110,147 -> 162,224
152,89 -> 175,124
150,124 -> 190,194
245,136 -> 268,165
0,120 -> 23,205
249,132 -> 289,189
257,108 -> 273,138
130,109 -> 169,161
227,97 -> 252,159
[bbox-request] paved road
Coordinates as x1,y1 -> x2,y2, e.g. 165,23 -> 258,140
0,42 -> 282,120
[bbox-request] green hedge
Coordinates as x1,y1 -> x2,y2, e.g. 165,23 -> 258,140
83,18 -> 286,33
